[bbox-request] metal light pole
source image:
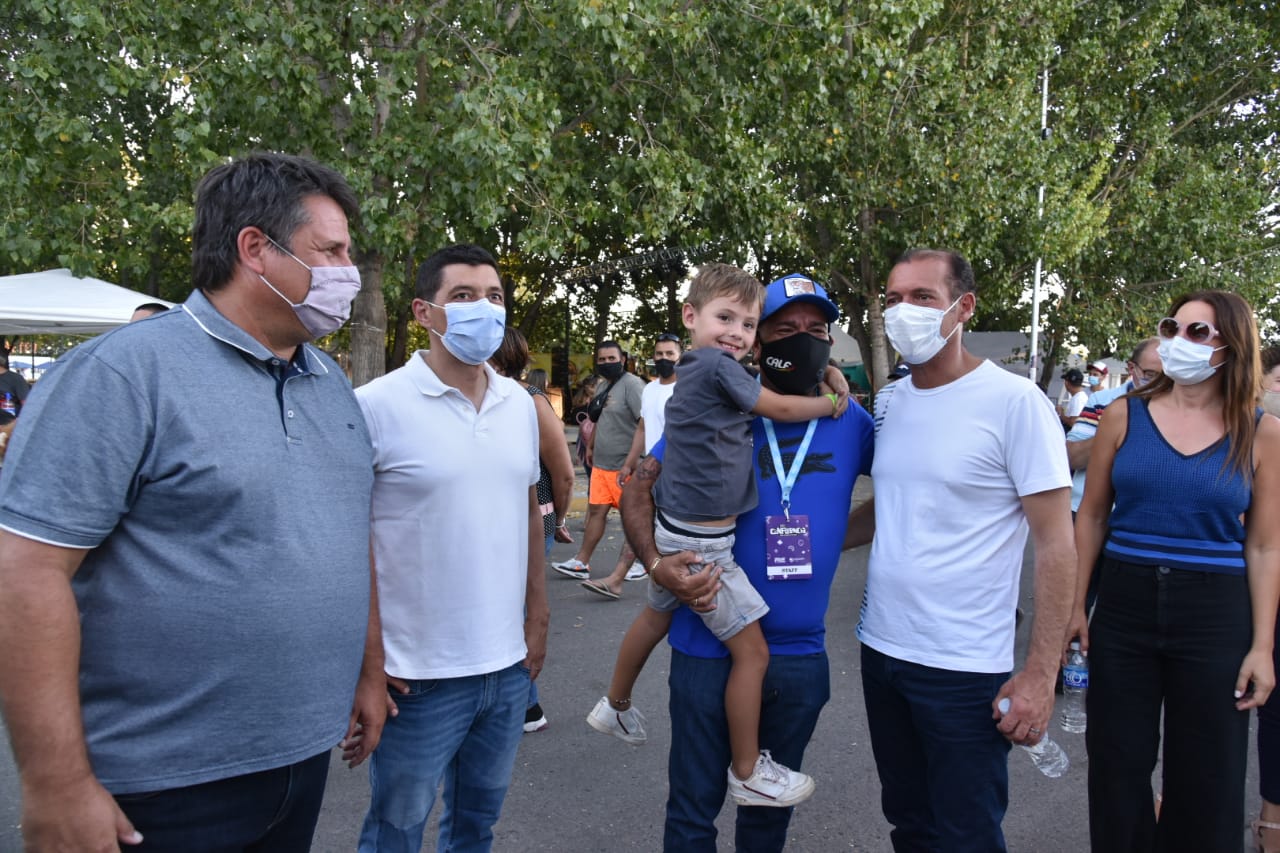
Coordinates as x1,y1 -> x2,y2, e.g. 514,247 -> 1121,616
1028,65 -> 1050,381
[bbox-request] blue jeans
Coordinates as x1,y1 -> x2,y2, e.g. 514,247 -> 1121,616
1087,558 -> 1250,853
113,751 -> 329,852
664,648 -> 829,853
860,644 -> 1012,853
358,662 -> 529,853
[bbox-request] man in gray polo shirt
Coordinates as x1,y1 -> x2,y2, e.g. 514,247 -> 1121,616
553,340 -> 645,590
0,154 -> 382,851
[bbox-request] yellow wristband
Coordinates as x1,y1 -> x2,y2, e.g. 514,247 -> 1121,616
648,555 -> 663,576
825,392 -> 839,414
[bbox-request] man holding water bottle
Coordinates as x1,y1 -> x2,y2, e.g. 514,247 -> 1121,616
855,249 -> 1077,851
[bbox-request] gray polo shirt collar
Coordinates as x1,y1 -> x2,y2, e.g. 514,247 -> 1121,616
182,289 -> 328,376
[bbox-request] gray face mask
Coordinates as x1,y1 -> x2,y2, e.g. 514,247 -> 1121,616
261,237 -> 361,338
1263,391 -> 1280,419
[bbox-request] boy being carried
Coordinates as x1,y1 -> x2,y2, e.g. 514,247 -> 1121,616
584,264 -> 845,807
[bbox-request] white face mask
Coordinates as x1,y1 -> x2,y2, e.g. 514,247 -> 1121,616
884,295 -> 963,365
1157,336 -> 1227,385
1263,391 -> 1280,419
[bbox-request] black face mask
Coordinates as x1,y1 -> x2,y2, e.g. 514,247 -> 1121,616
598,362 -> 625,382
653,358 -> 677,379
758,332 -> 832,396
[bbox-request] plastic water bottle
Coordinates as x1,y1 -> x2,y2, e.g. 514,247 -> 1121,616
998,697 -> 1069,778
1061,642 -> 1088,733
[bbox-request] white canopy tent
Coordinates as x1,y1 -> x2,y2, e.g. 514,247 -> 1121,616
0,269 -> 175,336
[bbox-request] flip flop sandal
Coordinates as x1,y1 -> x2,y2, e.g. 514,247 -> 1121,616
581,579 -> 620,600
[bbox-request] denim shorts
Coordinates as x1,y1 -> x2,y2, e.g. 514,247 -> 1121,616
647,513 -> 768,641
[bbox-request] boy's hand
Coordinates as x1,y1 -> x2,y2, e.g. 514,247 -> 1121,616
819,367 -> 851,416
821,364 -> 849,396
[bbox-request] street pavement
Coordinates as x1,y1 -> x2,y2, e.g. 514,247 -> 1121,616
0,473 -> 1262,851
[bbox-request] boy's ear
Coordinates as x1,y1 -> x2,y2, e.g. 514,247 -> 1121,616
681,303 -> 696,329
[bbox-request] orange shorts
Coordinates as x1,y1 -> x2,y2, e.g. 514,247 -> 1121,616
589,466 -> 624,509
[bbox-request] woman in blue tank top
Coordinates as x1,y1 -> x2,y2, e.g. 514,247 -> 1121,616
1069,290 -> 1280,853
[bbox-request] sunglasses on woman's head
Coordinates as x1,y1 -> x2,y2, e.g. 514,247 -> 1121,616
1158,317 -> 1220,344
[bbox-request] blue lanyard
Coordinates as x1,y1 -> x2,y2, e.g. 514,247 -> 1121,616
761,416 -> 817,519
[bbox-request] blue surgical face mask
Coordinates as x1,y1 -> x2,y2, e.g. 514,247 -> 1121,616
427,299 -> 506,365
1087,374 -> 1101,387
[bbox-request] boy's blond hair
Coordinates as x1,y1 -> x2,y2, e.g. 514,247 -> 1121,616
685,263 -> 764,311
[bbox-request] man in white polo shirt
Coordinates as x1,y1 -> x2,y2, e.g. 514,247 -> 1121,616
355,243 -> 547,853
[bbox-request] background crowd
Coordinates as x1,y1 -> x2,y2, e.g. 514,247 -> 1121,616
1,153 -> 1279,853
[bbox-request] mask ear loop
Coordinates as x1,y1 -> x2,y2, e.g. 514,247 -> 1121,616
939,294 -> 967,343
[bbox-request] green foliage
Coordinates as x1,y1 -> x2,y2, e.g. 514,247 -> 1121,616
2,0 -> 1275,383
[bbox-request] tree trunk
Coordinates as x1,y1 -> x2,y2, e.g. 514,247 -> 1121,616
660,262 -> 685,333
1037,328 -> 1060,392
591,277 -> 613,346
857,207 -> 891,390
830,266 -> 886,396
518,269 -> 556,338
350,251 -> 388,388
385,252 -> 414,371
387,302 -> 411,371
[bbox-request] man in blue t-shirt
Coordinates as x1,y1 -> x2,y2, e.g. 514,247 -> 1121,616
621,274 -> 875,853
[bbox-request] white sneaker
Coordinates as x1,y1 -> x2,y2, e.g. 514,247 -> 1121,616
726,751 -> 815,808
523,703 -> 549,733
586,696 -> 647,745
624,561 -> 648,581
552,558 -> 590,580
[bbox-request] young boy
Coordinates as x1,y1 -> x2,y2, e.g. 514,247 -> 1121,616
585,263 -> 843,807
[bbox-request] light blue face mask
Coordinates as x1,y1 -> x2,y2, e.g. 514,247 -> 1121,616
427,299 -> 506,365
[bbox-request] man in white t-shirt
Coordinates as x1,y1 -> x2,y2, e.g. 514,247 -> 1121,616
355,244 -> 547,852
1056,367 -> 1088,430
622,332 -> 682,468
612,332 -> 682,581
853,248 -> 1076,852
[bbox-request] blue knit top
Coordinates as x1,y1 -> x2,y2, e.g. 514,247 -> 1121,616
1104,398 -> 1251,575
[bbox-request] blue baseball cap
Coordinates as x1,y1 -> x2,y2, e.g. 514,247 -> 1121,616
762,274 -> 840,324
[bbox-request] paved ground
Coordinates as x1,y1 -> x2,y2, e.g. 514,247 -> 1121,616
0,471 -> 1262,851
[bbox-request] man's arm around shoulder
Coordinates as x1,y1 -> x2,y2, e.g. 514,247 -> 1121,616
0,531 -> 143,849
844,497 -> 876,550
